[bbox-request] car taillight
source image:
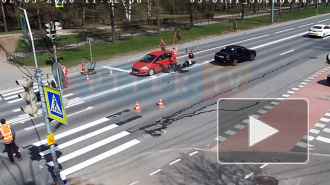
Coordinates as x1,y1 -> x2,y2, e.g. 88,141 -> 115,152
215,54 -> 218,57
226,55 -> 230,59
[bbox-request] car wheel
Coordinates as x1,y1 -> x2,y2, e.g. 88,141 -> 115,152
250,54 -> 255,61
148,69 -> 155,76
232,59 -> 238,66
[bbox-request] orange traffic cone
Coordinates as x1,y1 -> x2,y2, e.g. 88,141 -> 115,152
157,97 -> 164,108
109,68 -> 113,75
134,101 -> 141,112
86,74 -> 90,82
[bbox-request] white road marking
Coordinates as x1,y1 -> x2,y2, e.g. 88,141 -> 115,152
33,117 -> 109,146
60,139 -> 140,177
47,131 -> 129,166
292,87 -> 300,91
39,122 -> 117,156
323,128 -> 330,133
300,82 -> 308,85
260,163 -> 268,169
326,113 -> 330,117
315,123 -> 326,128
275,28 -> 294,34
63,93 -> 74,98
317,19 -> 330,23
101,66 -> 131,73
303,135 -> 315,141
169,159 -> 181,165
244,172 -> 254,179
257,110 -> 267,114
282,94 -> 290,98
189,151 -> 198,156
296,141 -> 307,148
243,119 -> 249,123
215,136 -> 227,141
316,136 -> 330,144
287,91 -> 295,94
225,130 -> 236,135
251,114 -> 260,119
149,169 -> 161,176
234,124 -> 245,129
13,108 -> 21,112
310,129 -> 320,134
298,23 -> 314,27
264,105 -> 273,109
67,106 -> 93,118
270,101 -> 279,105
250,32 -> 307,50
129,181 -> 139,185
320,118 -> 330,122
7,98 -> 23,104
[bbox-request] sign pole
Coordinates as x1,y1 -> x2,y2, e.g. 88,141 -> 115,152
18,7 -> 64,185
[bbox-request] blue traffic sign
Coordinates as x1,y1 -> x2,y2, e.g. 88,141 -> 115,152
44,86 -> 67,124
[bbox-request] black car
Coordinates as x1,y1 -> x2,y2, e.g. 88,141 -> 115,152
214,45 -> 256,66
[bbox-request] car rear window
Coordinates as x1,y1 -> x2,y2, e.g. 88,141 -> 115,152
312,26 -> 323,29
220,48 -> 235,54
140,54 -> 157,63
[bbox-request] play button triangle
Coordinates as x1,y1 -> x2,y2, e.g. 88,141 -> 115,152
249,116 -> 279,147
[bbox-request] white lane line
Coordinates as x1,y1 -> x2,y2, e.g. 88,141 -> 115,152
298,23 -> 314,27
292,87 -> 300,91
13,108 -> 21,112
251,32 -> 306,50
33,117 -> 109,146
260,163 -> 268,169
67,106 -> 93,118
316,136 -> 330,144
297,85 -> 304,88
101,66 -> 131,73
244,172 -> 254,179
149,169 -> 161,176
300,82 -> 308,85
189,151 -> 198,156
4,94 -> 19,100
275,28 -> 294,34
317,19 -> 330,23
3,86 -> 40,97
287,91 -> 295,94
169,159 -> 181,165
326,113 -> 330,117
282,94 -> 290,98
7,98 -> 23,104
47,131 -> 129,166
60,139 -> 140,177
129,181 -> 139,185
63,93 -> 74,98
40,123 -> 117,156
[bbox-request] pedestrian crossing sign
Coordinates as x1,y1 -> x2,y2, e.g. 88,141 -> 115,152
44,86 -> 67,124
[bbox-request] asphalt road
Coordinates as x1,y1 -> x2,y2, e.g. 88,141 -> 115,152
0,14 -> 330,185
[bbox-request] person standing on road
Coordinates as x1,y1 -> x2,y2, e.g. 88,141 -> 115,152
0,119 -> 22,164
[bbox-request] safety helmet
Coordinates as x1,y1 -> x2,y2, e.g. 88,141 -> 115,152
188,53 -> 194,59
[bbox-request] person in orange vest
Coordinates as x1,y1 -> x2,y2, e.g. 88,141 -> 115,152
61,64 -> 68,88
0,119 -> 22,164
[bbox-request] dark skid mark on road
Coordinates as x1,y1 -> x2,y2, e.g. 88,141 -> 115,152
140,60 -> 301,137
106,109 -> 131,119
117,115 -> 142,127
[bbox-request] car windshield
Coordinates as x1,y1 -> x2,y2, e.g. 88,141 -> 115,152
220,48 -> 235,54
312,26 -> 323,29
139,54 -> 157,63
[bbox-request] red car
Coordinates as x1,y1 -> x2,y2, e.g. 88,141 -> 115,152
131,50 -> 177,76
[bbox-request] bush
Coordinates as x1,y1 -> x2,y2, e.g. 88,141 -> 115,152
204,13 -> 214,19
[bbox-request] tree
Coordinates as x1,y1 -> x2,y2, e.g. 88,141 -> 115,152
1,1 -> 8,32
